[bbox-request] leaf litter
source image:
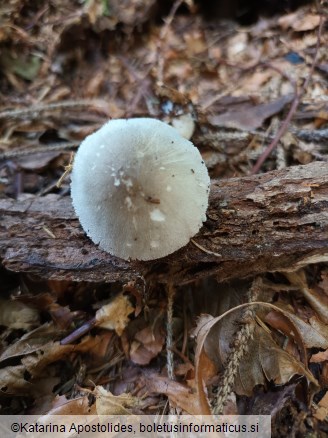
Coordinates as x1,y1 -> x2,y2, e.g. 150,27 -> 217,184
0,1 -> 328,436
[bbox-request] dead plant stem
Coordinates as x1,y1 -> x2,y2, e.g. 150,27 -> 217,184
213,278 -> 261,414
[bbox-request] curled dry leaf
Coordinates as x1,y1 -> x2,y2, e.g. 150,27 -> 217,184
95,292 -> 134,336
265,307 -> 328,349
257,326 -> 317,387
194,302 -> 318,404
0,323 -> 74,394
94,386 -> 139,415
0,322 -> 66,363
0,341 -> 74,394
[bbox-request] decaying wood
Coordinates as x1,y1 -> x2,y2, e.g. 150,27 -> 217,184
1,161 -> 327,284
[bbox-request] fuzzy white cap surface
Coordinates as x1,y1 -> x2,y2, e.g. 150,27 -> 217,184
70,118 -> 210,261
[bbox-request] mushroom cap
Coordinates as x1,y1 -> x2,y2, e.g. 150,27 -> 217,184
70,118 -> 210,261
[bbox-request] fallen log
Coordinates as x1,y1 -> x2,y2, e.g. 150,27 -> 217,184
1,161 -> 327,284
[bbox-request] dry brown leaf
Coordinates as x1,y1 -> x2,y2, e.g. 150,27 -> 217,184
27,377 -> 62,414
258,327 -> 317,386
0,365 -> 29,393
144,374 -> 202,415
309,316 -> 328,342
130,323 -> 165,366
0,299 -> 39,330
226,32 -> 249,61
17,152 -> 61,171
265,308 -> 328,349
208,94 -> 293,131
314,392 -> 328,421
195,302 -> 318,401
285,271 -> 328,324
318,270 -> 328,296
75,332 -> 114,362
240,70 -> 275,93
278,12 -> 321,32
235,324 -> 317,396
95,293 -> 134,335
234,330 -> 265,396
0,322 -> 65,363
17,292 -> 75,330
310,349 -> 328,363
194,314 -> 219,414
183,30 -> 207,55
21,341 -> 74,376
94,386 -> 139,415
46,395 -> 92,415
174,362 -> 194,377
320,363 -> 328,388
0,322 -> 74,394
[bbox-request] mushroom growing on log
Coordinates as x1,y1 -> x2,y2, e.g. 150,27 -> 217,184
0,161 -> 327,283
70,118 -> 210,261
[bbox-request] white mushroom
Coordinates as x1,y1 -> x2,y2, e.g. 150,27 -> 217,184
171,113 -> 195,140
70,118 -> 210,261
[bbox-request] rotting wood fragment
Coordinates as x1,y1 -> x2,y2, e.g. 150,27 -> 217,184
0,161 -> 327,284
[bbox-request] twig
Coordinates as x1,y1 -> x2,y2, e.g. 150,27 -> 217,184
0,99 -> 106,120
0,142 -> 78,161
251,15 -> 325,174
56,152 -> 74,188
156,0 -> 184,86
191,239 -> 222,257
60,317 -> 96,345
166,283 -> 176,381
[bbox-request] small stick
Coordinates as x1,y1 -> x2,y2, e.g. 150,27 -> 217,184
0,99 -> 106,120
191,239 -> 222,257
60,317 -> 96,345
56,152 -> 74,188
166,283 -> 176,381
0,142 -> 78,161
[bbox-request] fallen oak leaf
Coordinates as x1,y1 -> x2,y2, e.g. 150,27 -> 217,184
208,94 -> 294,131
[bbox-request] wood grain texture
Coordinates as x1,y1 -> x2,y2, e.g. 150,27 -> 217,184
1,161 -> 328,284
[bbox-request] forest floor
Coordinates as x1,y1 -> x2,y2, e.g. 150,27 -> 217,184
0,1 -> 328,436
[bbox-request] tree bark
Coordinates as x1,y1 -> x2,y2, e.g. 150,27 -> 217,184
1,161 -> 328,284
